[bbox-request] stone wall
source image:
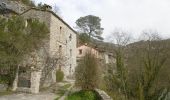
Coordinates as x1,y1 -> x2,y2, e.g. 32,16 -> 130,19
50,13 -> 77,79
19,8 -> 77,93
0,0 -> 28,14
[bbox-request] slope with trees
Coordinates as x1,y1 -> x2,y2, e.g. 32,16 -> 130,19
104,31 -> 170,100
0,16 -> 49,89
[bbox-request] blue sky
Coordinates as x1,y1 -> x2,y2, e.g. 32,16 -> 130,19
33,0 -> 170,40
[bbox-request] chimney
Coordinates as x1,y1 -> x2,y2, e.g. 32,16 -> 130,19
44,4 -> 52,11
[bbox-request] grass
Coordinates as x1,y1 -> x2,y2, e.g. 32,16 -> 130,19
62,84 -> 72,90
57,84 -> 72,96
65,90 -> 102,100
0,91 -> 13,96
55,97 -> 60,100
54,84 -> 72,100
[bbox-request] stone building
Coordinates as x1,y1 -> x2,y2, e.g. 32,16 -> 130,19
77,44 -> 116,77
0,1 -> 77,93
77,44 -> 115,64
77,44 -> 100,59
13,6 -> 77,93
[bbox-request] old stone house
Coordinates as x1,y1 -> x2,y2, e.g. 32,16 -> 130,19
77,44 -> 116,76
77,44 -> 100,59
77,44 -> 116,64
0,1 -> 77,93
16,7 -> 77,93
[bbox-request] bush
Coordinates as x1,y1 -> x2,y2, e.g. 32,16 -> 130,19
56,70 -> 64,82
65,90 -> 102,100
75,52 -> 100,90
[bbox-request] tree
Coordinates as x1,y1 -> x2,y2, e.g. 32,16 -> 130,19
76,15 -> 104,41
0,16 -> 49,88
40,45 -> 68,87
105,30 -> 170,100
127,32 -> 170,100
75,52 -> 100,90
12,0 -> 35,7
78,33 -> 90,44
106,30 -> 131,100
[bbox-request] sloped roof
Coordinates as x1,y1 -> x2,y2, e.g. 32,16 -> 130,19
20,7 -> 78,35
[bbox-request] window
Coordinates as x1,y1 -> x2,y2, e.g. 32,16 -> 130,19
79,49 -> 82,55
70,49 -> 72,57
69,34 -> 72,41
59,45 -> 62,56
60,26 -> 62,34
69,64 -> 72,74
25,20 -> 28,27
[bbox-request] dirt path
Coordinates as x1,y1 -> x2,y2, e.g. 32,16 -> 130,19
0,80 -> 75,100
0,93 -> 57,100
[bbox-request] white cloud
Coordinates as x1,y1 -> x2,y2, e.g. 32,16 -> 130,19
33,0 -> 170,40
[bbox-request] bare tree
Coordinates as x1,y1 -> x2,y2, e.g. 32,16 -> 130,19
38,44 -> 68,86
105,30 -> 132,100
75,51 -> 100,90
132,32 -> 170,100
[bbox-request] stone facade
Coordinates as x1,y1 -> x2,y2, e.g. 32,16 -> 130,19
15,8 -> 77,93
77,44 -> 100,59
77,44 -> 115,64
0,0 -> 28,14
0,4 -> 77,93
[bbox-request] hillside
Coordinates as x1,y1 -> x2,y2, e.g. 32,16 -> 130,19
126,39 -> 170,88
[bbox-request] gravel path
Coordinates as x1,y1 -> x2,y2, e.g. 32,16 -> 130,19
0,80 -> 75,100
0,93 -> 57,100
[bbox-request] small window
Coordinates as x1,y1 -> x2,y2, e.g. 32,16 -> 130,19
69,34 -> 72,41
25,20 -> 28,27
79,49 -> 82,55
69,64 -> 72,74
60,26 -> 62,34
70,49 -> 72,57
59,45 -> 62,54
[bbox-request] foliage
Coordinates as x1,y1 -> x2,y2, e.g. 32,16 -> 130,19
76,15 -> 104,41
105,31 -> 130,99
65,90 -> 102,100
78,33 -> 90,44
105,32 -> 170,100
0,91 -> 13,96
11,0 -> 35,7
75,52 -> 99,90
54,84 -> 72,100
0,16 -> 48,88
126,34 -> 170,100
56,70 -> 64,82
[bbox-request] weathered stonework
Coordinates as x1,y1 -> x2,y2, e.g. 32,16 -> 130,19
16,8 -> 77,93
30,71 -> 42,93
1,1 -> 77,93
0,0 -> 28,14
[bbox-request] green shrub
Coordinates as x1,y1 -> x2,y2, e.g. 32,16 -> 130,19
75,52 -> 100,90
56,70 -> 64,82
65,90 -> 102,100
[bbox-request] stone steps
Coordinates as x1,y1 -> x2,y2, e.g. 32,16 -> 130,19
95,89 -> 113,100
